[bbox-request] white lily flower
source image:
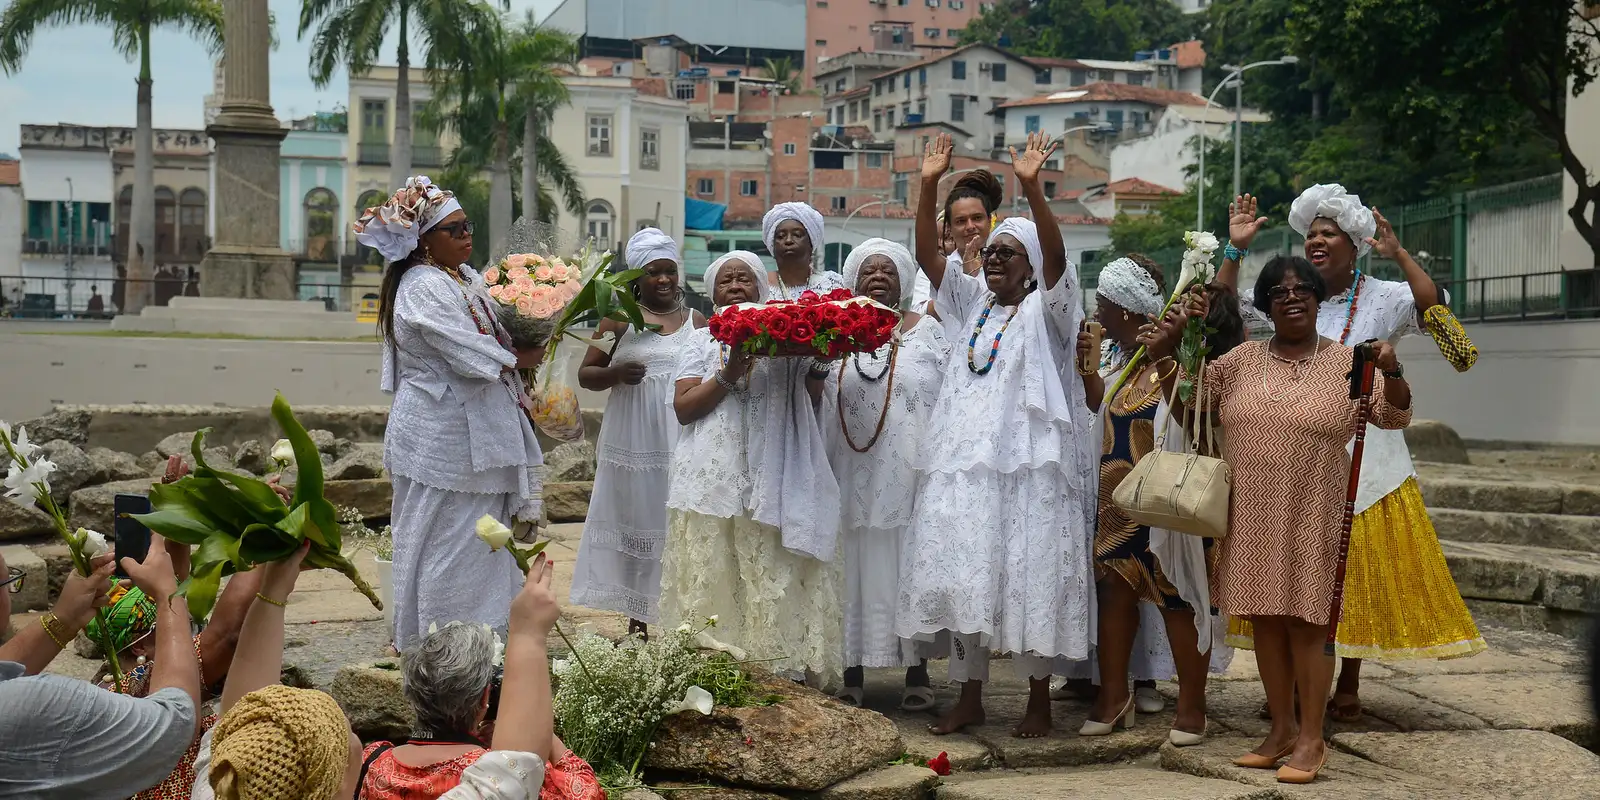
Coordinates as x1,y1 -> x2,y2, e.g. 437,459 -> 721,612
475,515 -> 513,550
3,457 -> 54,506
706,614 -> 719,626
667,685 -> 715,716
79,528 -> 110,558
676,622 -> 692,634
10,426 -> 37,460
428,621 -> 440,635
0,420 -> 10,443
270,439 -> 296,467
694,630 -> 749,661
552,658 -> 571,676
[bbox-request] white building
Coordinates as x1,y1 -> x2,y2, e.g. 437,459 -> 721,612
0,159 -> 19,285
1109,103 -> 1270,195
995,82 -> 1210,146
15,126 -> 118,316
547,75 -> 691,251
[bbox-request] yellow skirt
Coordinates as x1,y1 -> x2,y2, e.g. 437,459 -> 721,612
1225,477 -> 1487,660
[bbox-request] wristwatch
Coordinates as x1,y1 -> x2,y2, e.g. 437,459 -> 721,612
1383,364 -> 1405,380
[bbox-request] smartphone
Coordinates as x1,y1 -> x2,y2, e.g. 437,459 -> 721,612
113,494 -> 153,578
1079,321 -> 1104,375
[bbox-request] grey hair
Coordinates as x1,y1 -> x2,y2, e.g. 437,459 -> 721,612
402,623 -> 496,737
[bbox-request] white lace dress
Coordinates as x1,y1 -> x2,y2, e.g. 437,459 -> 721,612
895,268 -> 1097,668
659,328 -> 844,686
382,264 -> 542,648
569,321 -> 698,623
769,269 -> 847,301
818,316 -> 949,669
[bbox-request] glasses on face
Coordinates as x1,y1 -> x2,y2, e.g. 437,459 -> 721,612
434,220 -> 474,240
1267,284 -> 1316,303
2,567 -> 22,594
980,245 -> 1022,263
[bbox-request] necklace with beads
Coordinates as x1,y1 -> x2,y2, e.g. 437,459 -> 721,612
1260,335 -> 1324,403
427,259 -> 527,410
837,338 -> 900,452
853,346 -> 893,382
967,295 -> 1020,375
1337,270 -> 1364,345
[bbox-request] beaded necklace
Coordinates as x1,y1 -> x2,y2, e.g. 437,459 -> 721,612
838,338 -> 899,452
1337,270 -> 1364,345
967,295 -> 1020,375
1261,336 -> 1324,403
432,260 -> 528,411
853,346 -> 892,382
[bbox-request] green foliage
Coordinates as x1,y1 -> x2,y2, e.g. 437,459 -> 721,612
1109,209 -> 1188,256
688,653 -> 782,708
961,0 -> 1195,60
763,56 -> 800,93
0,0 -> 225,75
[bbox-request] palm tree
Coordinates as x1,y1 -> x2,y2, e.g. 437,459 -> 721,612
299,0 -> 498,194
0,0 -> 224,314
425,8 -> 580,251
763,56 -> 800,93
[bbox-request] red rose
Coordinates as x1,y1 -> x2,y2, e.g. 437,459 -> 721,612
763,310 -> 795,339
797,289 -> 822,305
791,320 -> 817,343
927,752 -> 951,776
824,288 -> 853,302
732,317 -> 759,343
811,303 -> 841,332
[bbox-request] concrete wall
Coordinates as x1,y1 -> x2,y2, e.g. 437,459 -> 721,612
0,184 -> 19,278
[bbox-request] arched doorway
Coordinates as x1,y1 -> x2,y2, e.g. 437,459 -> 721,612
584,199 -> 615,250
154,187 -> 176,259
178,188 -> 207,260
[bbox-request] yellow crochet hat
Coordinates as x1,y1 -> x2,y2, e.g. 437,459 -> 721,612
209,685 -> 352,800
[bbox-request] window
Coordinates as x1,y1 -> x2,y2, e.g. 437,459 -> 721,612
990,63 -> 1007,81
874,111 -> 883,132
836,78 -> 846,92
587,115 -> 612,156
1071,69 -> 1087,86
887,109 -> 896,127
1127,72 -> 1147,87
674,81 -> 696,101
1073,111 -> 1090,121
718,80 -> 736,94
925,28 -> 940,39
893,173 -> 909,203
1044,181 -> 1057,197
1024,114 -> 1041,133
951,95 -> 965,121
783,142 -> 797,156
1045,159 -> 1059,170
359,99 -> 387,143
696,178 -> 715,196
1035,68 -> 1051,85
952,60 -> 967,80
815,39 -> 826,47
919,67 -> 927,84
1106,109 -> 1124,129
917,100 -> 926,116
950,0 -> 965,8
153,186 -> 176,256
640,128 -> 660,170
897,0 -> 908,5
740,179 -> 759,196
904,73 -> 911,89
816,0 -> 827,5
948,28 -> 962,37
926,0 -> 938,6
866,152 -> 884,168
849,103 -> 859,122
831,196 -> 847,212
585,200 -> 615,249
992,132 -> 1006,149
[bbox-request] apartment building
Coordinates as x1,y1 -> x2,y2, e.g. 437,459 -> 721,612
346,66 -> 455,216
816,50 -> 922,126
805,0 -> 989,79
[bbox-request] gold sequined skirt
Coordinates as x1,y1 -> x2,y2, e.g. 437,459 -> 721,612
1225,478 -> 1487,660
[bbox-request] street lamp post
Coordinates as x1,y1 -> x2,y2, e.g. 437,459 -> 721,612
842,196 -> 893,238
64,177 -> 76,318
1195,56 -> 1299,230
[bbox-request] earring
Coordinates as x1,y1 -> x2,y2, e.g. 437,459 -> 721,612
136,655 -> 147,667
1122,310 -> 1131,321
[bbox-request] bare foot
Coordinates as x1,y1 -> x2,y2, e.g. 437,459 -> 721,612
1014,697 -> 1052,738
1327,692 -> 1362,722
929,702 -> 985,735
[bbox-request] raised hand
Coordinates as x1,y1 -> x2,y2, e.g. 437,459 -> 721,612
922,133 -> 953,182
1009,130 -> 1057,186
1367,208 -> 1404,260
1138,288 -> 1208,359
1228,194 -> 1269,251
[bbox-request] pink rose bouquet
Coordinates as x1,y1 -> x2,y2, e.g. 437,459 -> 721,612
483,252 -> 584,349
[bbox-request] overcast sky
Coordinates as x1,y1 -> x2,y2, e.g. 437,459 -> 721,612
0,0 -> 566,155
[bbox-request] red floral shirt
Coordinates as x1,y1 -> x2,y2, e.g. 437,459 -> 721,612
359,743 -> 604,800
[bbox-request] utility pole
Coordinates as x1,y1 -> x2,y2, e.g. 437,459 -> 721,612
65,177 -> 76,317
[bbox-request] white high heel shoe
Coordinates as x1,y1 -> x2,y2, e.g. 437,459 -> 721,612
1078,694 -> 1136,736
1167,726 -> 1207,747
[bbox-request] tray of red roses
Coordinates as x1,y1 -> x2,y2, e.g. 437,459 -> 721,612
707,288 -> 900,358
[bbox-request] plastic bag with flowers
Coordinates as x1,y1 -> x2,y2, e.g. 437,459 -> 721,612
707,287 -> 900,358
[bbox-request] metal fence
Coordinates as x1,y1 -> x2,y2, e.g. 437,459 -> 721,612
0,275 -> 373,318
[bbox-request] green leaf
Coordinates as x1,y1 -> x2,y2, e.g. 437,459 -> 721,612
193,531 -> 239,572
181,569 -> 223,620
271,393 -> 325,510
239,523 -> 299,564
205,472 -> 291,523
189,428 -> 217,475
273,502 -> 311,540
309,499 -> 340,550
130,508 -> 223,547
175,477 -> 265,532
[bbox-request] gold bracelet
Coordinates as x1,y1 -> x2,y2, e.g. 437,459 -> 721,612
255,592 -> 288,608
40,613 -> 71,648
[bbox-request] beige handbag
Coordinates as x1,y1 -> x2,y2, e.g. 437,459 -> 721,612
1111,368 -> 1231,538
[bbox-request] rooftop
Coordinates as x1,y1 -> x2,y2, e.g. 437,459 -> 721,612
995,82 -> 1209,110
1022,56 -> 1157,73
1170,40 -> 1206,70
1104,177 -> 1181,195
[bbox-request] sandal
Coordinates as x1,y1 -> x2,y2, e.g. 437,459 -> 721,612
1327,694 -> 1362,723
900,685 -> 936,713
837,686 -> 865,708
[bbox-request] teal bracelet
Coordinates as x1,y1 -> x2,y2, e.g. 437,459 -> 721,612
1224,243 -> 1249,261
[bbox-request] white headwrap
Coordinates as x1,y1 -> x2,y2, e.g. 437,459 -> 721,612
624,227 -> 684,281
761,202 -> 826,265
841,238 -> 918,311
1095,257 -> 1164,318
703,250 -> 771,308
1288,183 -> 1377,258
988,218 -> 1044,288
352,176 -> 463,263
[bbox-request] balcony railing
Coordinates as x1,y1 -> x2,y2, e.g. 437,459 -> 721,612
22,236 -> 115,257
357,142 -> 444,167
358,142 -> 390,165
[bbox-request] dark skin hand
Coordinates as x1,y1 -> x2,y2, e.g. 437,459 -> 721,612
579,258 -> 704,391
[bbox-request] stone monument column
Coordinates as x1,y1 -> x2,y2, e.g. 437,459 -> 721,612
201,0 -> 295,299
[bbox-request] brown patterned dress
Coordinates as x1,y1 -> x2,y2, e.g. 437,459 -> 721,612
1206,339 -> 1411,624
1095,377 -> 1195,609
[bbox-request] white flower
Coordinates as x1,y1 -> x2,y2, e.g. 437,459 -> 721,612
1183,230 -> 1220,254
475,515 -> 513,550
429,621 -> 440,635
694,630 -> 749,661
490,628 -> 506,666
3,457 -> 54,506
706,615 -> 719,626
667,686 -> 714,716
676,622 -> 693,634
79,528 -> 109,558
9,426 -> 37,460
552,657 -> 571,676
0,420 -> 10,443
270,439 -> 296,467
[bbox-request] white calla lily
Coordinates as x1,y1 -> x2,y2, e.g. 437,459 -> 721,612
270,438 -> 296,467
694,630 -> 749,661
668,685 -> 715,716
79,528 -> 110,558
475,515 -> 514,550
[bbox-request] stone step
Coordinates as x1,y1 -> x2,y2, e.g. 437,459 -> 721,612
1429,507 -> 1600,551
1443,539 -> 1600,638
936,766 -> 1278,800
1418,473 -> 1600,517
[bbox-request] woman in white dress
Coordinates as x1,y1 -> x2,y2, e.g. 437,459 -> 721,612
762,202 -> 848,299
358,176 -> 542,649
818,239 -> 949,711
659,251 -> 845,687
570,228 -> 705,636
898,132 -> 1099,738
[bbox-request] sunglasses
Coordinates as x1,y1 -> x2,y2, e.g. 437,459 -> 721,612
979,245 -> 1023,263
1266,285 -> 1316,302
2,566 -> 22,594
433,220 -> 474,240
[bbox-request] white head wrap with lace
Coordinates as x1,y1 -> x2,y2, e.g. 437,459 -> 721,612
761,203 -> 826,265
703,250 -> 771,308
842,238 -> 917,311
1095,257 -> 1164,318
624,227 -> 684,281
988,217 -> 1044,288
1289,183 -> 1377,258
353,176 -> 463,263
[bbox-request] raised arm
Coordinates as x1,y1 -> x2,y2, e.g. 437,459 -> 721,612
120,534 -> 200,737
0,555 -> 116,675
1218,194 -> 1269,290
915,134 -> 954,291
1010,131 -> 1067,290
1367,208 -> 1440,312
492,552 -> 558,762
219,542 -> 310,715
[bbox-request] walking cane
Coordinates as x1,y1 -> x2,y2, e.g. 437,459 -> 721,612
1326,340 -> 1379,656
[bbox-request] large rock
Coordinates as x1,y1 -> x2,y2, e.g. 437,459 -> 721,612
69,478 -> 158,533
1332,729 -> 1600,800
544,482 -> 592,523
1406,419 -> 1470,464
18,409 -> 91,447
308,429 -> 355,461
327,449 -> 386,481
232,440 -> 275,476
646,675 -> 903,792
0,545 -> 49,612
155,431 -> 199,459
329,662 -> 414,741
808,765 -> 941,800
0,498 -> 56,542
543,441 -> 597,482
136,451 -> 165,473
937,770 -> 1276,800
324,479 -> 393,521
39,441 -> 94,506
85,447 -> 148,485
